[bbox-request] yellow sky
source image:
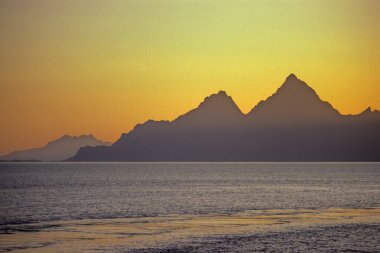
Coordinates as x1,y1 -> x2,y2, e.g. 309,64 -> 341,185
1,0 -> 380,155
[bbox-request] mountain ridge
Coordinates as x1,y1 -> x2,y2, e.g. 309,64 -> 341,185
67,74 -> 380,161
247,74 -> 341,125
172,90 -> 246,129
1,135 -> 111,161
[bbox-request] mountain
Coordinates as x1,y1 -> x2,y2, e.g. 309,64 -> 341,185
70,74 -> 380,161
173,91 -> 246,129
247,74 -> 340,125
1,135 -> 111,161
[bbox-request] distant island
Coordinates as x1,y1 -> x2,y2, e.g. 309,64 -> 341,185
67,74 -> 380,162
0,135 -> 111,162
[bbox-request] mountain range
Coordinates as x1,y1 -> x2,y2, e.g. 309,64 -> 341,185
1,135 -> 111,161
69,74 -> 380,161
12,74 -> 378,162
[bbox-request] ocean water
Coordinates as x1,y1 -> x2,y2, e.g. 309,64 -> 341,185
0,162 -> 379,252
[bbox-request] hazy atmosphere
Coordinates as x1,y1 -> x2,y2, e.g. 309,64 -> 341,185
1,1 -> 380,252
1,0 -> 380,155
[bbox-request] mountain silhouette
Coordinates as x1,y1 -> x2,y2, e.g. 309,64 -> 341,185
70,74 -> 380,161
248,74 -> 340,125
1,135 -> 111,161
173,90 -> 246,129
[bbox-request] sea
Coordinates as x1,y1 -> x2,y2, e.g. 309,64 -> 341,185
0,162 -> 379,252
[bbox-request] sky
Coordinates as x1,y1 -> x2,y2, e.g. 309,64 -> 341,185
1,0 -> 380,155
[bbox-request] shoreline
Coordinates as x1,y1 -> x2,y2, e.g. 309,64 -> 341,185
1,207 -> 379,252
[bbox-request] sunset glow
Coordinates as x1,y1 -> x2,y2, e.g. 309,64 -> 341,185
1,0 -> 379,154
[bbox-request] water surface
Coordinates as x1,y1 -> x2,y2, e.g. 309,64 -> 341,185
0,162 -> 379,252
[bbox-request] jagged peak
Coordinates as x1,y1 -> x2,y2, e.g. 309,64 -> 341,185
202,90 -> 230,103
58,134 -> 94,139
275,74 -> 330,102
362,107 -> 372,113
170,90 -> 244,126
286,73 -> 298,81
47,134 -> 105,146
133,120 -> 170,130
353,106 -> 380,120
280,73 -> 313,91
248,74 -> 340,118
60,134 -> 71,139
117,90 -> 244,138
251,74 -> 316,109
358,107 -> 380,116
192,90 -> 242,112
216,90 -> 227,96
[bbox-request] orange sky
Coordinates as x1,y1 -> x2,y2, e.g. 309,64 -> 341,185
1,0 -> 380,155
